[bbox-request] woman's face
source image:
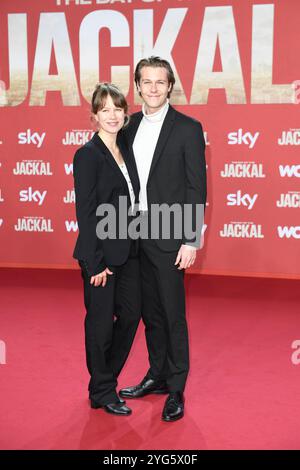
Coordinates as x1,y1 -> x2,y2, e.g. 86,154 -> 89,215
94,94 -> 125,135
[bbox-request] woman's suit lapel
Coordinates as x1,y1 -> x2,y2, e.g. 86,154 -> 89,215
91,132 -> 140,202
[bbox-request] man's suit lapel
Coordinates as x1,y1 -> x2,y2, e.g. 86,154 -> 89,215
148,105 -> 176,182
126,105 -> 176,194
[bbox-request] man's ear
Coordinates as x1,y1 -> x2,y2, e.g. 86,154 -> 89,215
136,84 -> 142,97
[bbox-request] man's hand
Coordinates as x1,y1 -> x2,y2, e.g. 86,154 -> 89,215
175,245 -> 197,270
90,268 -> 113,287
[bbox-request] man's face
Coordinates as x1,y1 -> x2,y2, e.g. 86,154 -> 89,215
137,66 -> 172,113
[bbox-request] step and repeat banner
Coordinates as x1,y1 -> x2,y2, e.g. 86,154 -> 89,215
0,0 -> 299,278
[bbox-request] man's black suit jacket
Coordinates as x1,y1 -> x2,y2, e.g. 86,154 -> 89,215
73,132 -> 140,276
124,105 -> 207,251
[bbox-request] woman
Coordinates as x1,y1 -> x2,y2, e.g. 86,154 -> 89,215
73,83 -> 141,416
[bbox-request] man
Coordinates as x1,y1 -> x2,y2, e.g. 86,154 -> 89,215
120,57 -> 207,421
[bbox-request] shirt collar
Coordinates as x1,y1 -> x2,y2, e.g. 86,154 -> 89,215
142,99 -> 169,123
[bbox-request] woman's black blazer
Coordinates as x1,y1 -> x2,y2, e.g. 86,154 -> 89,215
73,131 -> 140,276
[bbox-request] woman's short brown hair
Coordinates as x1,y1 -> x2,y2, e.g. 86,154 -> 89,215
91,82 -> 128,115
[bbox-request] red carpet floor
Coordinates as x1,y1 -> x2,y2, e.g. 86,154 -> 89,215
0,268 -> 299,450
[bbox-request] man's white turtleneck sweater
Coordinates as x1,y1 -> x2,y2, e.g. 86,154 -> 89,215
133,100 -> 169,212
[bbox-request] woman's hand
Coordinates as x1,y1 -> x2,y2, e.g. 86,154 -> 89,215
90,268 -> 113,287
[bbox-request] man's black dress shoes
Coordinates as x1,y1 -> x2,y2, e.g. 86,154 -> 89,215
162,392 -> 184,422
91,399 -> 132,416
119,377 -> 169,399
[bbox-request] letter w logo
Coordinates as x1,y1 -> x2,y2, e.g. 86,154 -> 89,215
65,221 -> 78,232
279,165 -> 300,177
277,226 -> 300,238
64,164 -> 73,175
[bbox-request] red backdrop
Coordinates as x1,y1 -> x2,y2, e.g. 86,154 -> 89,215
0,0 -> 299,278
